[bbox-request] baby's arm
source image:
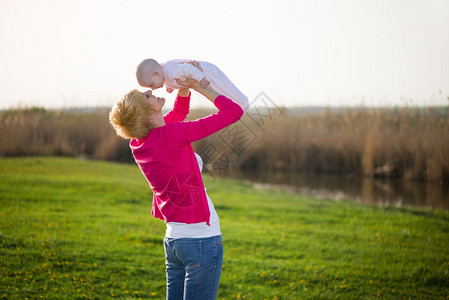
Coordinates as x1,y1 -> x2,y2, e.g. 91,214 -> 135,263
177,62 -> 210,88
185,61 -> 210,88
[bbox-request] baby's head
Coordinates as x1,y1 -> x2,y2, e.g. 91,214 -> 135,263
109,90 -> 158,139
136,59 -> 165,90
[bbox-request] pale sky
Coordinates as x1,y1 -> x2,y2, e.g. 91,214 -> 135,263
0,0 -> 448,109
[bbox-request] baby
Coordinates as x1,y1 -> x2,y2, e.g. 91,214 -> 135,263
136,58 -> 249,110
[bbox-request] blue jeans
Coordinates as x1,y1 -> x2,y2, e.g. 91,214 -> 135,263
163,235 -> 223,300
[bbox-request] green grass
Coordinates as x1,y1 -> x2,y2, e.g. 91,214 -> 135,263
1,157 -> 448,299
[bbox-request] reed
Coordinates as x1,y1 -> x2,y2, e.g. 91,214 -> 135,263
192,106 -> 449,183
0,107 -> 133,163
1,105 -> 448,182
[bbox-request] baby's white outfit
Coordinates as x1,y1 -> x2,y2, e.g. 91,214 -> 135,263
163,59 -> 249,110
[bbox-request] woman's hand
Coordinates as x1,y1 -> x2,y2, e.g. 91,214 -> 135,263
176,78 -> 220,104
177,87 -> 190,97
176,78 -> 201,90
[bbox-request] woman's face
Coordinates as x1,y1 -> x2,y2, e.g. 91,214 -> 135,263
143,90 -> 165,112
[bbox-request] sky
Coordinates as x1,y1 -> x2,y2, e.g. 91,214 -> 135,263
0,0 -> 448,109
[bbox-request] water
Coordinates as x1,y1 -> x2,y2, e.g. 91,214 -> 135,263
233,170 -> 449,210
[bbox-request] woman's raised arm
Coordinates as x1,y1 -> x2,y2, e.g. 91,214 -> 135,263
176,78 -> 221,104
162,78 -> 244,148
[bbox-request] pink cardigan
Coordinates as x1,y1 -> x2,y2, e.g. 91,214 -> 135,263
130,93 -> 244,225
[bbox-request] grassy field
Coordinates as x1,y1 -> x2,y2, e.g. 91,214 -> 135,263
1,157 -> 448,299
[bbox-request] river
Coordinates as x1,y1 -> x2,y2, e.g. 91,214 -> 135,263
232,170 -> 449,210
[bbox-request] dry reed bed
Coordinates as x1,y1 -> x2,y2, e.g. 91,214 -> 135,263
0,107 -> 132,163
232,107 -> 449,182
1,106 -> 448,182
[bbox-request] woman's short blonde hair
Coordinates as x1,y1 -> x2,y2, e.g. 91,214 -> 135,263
109,90 -> 157,139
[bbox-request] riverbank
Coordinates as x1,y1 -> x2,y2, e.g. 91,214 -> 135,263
1,157 -> 448,299
234,170 -> 449,210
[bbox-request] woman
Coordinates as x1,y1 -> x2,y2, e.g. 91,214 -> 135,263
109,77 -> 244,299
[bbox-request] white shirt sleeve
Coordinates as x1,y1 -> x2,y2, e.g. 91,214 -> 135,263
176,63 -> 205,82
